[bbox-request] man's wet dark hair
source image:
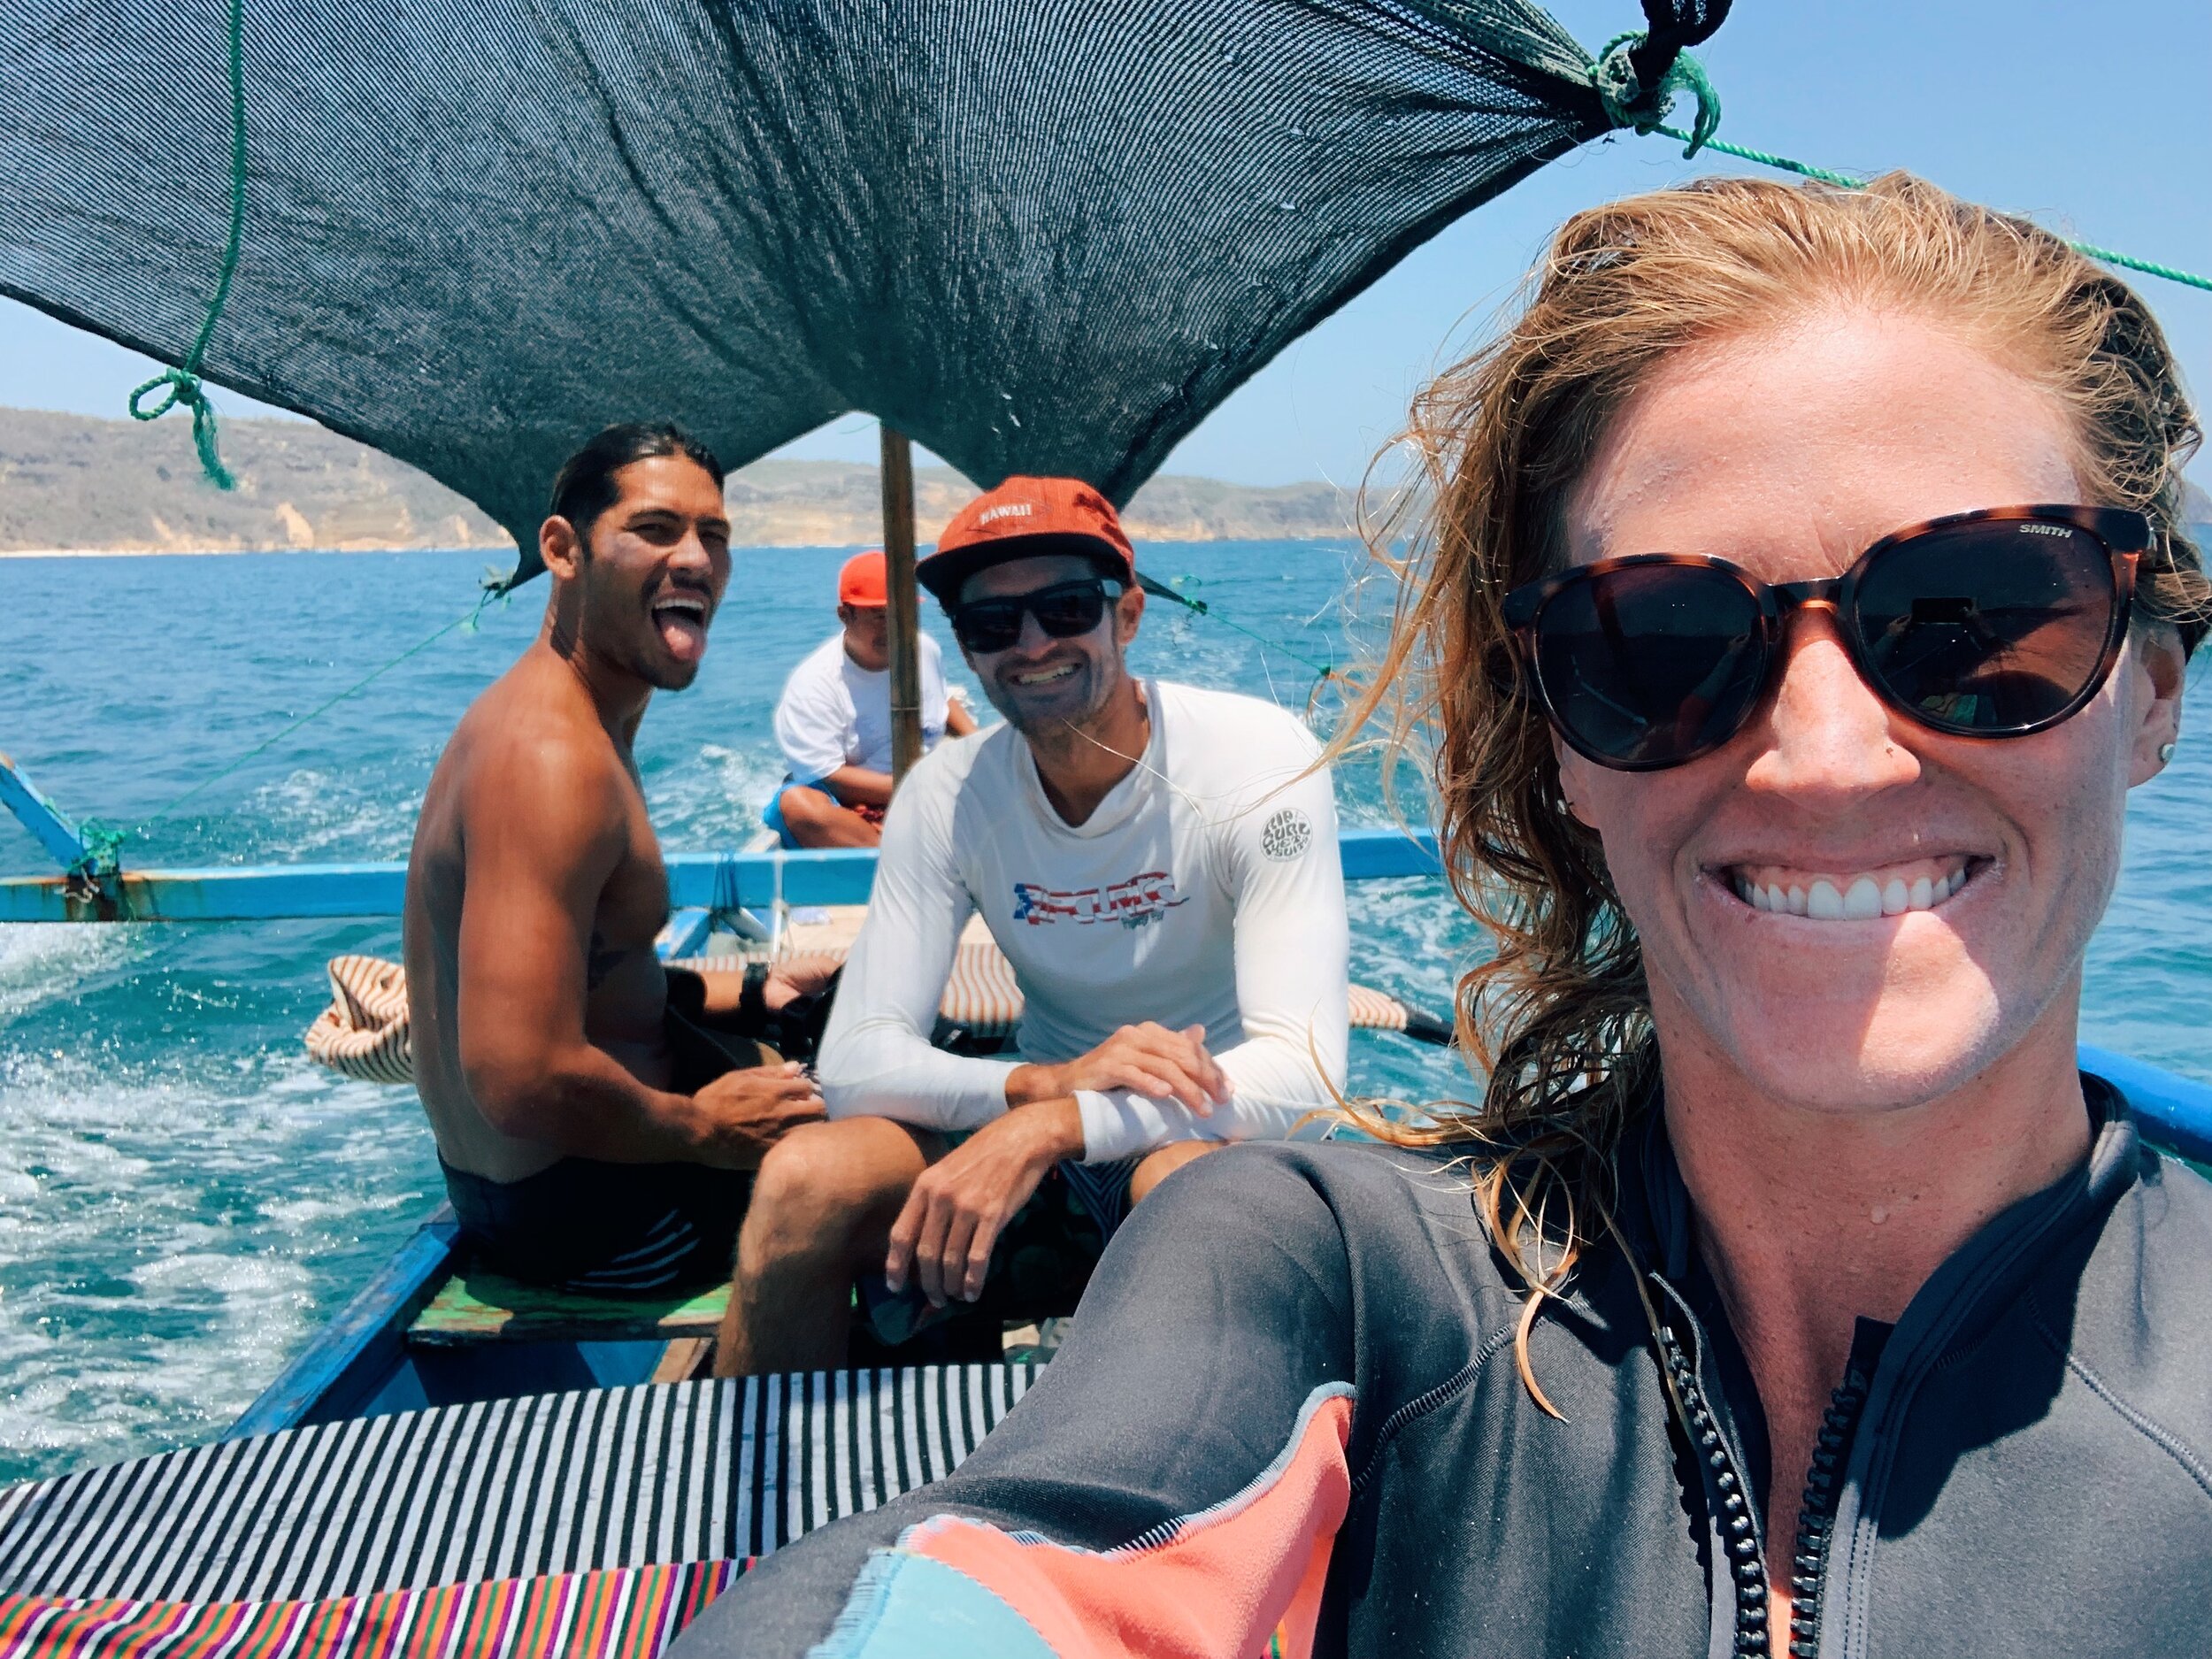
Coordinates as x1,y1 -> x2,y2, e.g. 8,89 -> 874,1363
549,422 -> 726,545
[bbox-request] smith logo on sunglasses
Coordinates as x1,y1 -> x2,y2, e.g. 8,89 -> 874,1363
1501,504 -> 2149,771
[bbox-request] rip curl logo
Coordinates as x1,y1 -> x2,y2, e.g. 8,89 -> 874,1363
1260,808 -> 1313,863
1011,871 -> 1187,928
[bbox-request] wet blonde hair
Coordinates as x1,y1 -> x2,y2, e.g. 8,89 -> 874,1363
1341,173 -> 2206,1382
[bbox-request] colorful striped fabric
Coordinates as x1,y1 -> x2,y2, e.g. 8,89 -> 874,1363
0,1558 -> 741,1659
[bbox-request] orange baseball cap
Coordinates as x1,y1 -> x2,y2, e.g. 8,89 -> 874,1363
838,549 -> 888,607
917,476 -> 1136,604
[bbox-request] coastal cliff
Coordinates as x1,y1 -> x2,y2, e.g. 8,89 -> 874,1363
0,408 -> 1356,553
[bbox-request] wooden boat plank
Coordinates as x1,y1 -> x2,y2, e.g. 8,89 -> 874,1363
407,1269 -> 728,1346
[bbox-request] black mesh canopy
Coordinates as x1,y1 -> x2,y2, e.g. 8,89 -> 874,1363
0,0 -> 1723,580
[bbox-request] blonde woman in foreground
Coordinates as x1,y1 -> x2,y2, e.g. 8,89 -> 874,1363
674,175 -> 2211,1659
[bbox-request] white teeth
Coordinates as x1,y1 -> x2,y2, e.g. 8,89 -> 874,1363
1733,863 -> 1971,921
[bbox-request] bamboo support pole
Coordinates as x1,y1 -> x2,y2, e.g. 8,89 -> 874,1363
879,424 -> 926,782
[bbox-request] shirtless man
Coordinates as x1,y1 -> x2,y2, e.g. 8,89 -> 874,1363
404,423 -> 823,1293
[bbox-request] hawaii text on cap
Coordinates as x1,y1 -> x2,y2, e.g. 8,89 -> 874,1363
917,476 -> 1136,603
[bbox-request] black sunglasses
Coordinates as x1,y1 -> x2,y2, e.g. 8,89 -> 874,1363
1501,504 -> 2148,772
948,576 -> 1124,655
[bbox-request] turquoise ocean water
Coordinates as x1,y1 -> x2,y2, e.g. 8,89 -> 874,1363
1,539 -> 2208,1486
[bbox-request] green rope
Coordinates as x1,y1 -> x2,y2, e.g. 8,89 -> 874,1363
1135,572 -> 1339,703
79,588 -> 503,864
1591,35 -> 1720,157
1637,131 -> 2212,296
129,0 -> 249,489
1586,28 -> 2210,296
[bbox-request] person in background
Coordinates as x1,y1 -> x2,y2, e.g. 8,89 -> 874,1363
715,476 -> 1349,1378
764,549 -> 976,848
404,423 -> 825,1294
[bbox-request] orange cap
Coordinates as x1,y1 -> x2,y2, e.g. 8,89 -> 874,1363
838,549 -> 888,607
918,476 -> 1136,604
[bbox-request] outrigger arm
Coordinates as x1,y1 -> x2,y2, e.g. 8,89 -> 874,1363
0,749 -> 121,916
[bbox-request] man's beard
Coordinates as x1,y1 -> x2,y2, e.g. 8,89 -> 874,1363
983,653 -> 1117,738
581,575 -> 710,691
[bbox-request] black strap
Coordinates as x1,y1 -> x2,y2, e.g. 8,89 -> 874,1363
1627,0 -> 1731,96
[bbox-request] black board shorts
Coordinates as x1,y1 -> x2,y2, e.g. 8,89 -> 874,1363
854,1154 -> 1141,1345
440,986 -> 773,1295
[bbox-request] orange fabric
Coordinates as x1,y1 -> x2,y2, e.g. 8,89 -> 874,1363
838,549 -> 888,606
931,477 -> 1135,581
903,1391 -> 1352,1659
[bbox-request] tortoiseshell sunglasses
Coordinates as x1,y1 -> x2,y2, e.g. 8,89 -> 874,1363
1500,504 -> 2148,772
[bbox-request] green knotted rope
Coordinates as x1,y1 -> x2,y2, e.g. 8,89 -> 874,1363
129,0 -> 249,489
1591,33 -> 1720,158
1587,28 -> 2210,296
1648,127 -> 2212,294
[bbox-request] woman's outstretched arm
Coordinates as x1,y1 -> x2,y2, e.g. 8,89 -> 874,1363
672,1146 -> 1362,1658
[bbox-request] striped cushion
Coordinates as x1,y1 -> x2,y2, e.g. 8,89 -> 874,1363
303,955 -> 413,1086
0,1366 -> 1035,1605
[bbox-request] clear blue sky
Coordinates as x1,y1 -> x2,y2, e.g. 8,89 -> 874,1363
4,0 -> 2206,489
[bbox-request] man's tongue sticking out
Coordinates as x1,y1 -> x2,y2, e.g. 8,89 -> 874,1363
655,596 -> 709,664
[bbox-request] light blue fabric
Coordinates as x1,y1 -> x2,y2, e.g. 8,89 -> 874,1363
806,1549 -> 1056,1659
761,780 -> 803,849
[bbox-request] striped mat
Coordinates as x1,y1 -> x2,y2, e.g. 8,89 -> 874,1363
0,1365 -> 1034,1607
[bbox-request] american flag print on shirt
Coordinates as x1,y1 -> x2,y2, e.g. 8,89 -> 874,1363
1010,871 -> 1187,928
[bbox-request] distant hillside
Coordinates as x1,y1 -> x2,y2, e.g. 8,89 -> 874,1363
4,406 -> 2198,557
0,408 -> 1356,553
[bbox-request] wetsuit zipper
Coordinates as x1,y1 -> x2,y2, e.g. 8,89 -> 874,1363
1656,1313 -> 1888,1658
1656,1322 -> 1774,1657
1785,1333 -> 1879,1656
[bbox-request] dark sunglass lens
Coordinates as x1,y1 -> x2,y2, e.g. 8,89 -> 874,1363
953,603 -> 1024,653
1028,585 -> 1110,637
1853,521 -> 2118,733
1534,564 -> 1767,766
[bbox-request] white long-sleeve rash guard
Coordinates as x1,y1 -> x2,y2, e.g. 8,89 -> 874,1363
815,680 -> 1350,1164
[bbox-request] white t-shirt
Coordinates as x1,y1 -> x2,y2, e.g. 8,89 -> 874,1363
772,631 -> 952,785
816,680 -> 1350,1163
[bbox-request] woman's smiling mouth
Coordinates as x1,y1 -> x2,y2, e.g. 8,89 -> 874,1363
1720,854 -> 1985,919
